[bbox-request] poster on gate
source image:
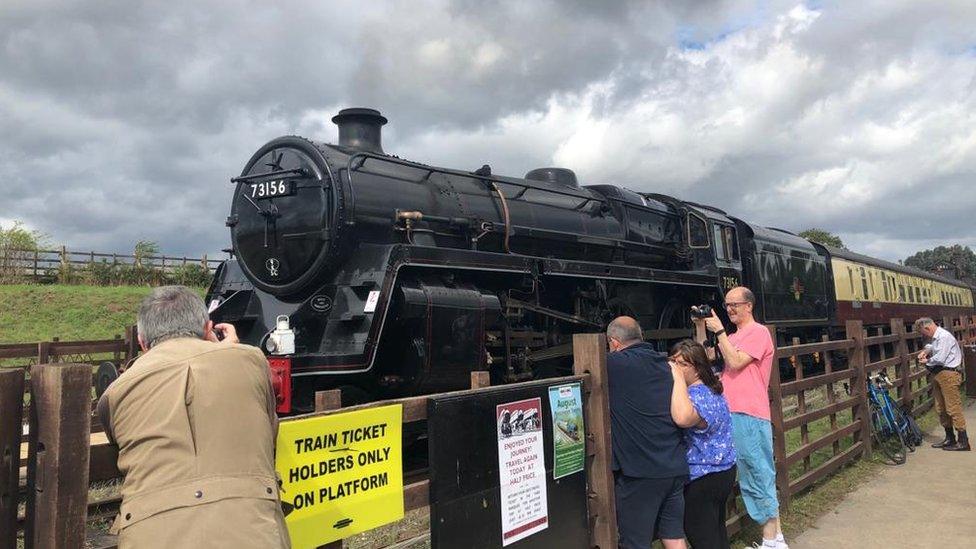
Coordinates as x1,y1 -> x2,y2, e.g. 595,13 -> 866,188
496,397 -> 549,546
547,383 -> 585,479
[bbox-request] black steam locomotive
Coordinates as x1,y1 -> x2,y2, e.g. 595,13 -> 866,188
206,107 -> 975,413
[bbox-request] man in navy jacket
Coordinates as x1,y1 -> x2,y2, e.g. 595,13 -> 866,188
607,316 -> 689,549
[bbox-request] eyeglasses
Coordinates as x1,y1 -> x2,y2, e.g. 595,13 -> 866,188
723,301 -> 750,309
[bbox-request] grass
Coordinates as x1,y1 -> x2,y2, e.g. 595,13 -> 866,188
0,284 -> 155,344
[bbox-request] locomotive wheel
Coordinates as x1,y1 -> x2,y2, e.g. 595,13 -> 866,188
94,361 -> 119,399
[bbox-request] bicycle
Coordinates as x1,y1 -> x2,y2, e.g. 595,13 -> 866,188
866,370 -> 924,464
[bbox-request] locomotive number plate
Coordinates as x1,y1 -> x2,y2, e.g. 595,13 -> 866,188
249,180 -> 295,199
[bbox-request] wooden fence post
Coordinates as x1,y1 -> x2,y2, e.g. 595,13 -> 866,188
891,319 -> 912,410
766,325 -> 791,509
845,320 -> 871,457
125,325 -> 140,364
36,341 -> 50,366
470,371 -> 491,389
572,333 -> 617,549
0,369 -> 25,547
24,363 -> 92,549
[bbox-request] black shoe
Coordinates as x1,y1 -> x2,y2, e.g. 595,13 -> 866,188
943,430 -> 971,452
932,427 -> 956,448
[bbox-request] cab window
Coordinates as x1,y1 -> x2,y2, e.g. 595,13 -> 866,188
723,226 -> 739,260
712,224 -> 728,260
687,213 -> 709,248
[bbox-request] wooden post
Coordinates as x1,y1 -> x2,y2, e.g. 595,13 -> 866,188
0,369 -> 25,547
821,334 -> 840,456
766,325 -> 790,509
572,333 -> 617,549
792,336 -> 810,472
36,341 -> 50,366
24,363 -> 92,549
845,320 -> 871,456
125,325 -> 140,364
891,319 -> 911,409
314,389 -> 342,413
314,390 -> 343,549
59,245 -> 68,283
470,371 -> 490,389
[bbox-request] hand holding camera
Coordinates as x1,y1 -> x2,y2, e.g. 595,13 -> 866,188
691,304 -> 725,334
208,322 -> 240,344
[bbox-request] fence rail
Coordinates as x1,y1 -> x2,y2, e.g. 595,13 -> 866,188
0,247 -> 221,283
3,316 -> 975,548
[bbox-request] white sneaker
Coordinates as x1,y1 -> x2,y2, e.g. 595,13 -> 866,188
775,540 -> 789,549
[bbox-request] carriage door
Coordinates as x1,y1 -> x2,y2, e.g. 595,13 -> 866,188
713,223 -> 742,292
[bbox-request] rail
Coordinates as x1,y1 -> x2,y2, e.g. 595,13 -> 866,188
3,317 -> 975,548
0,246 -> 221,283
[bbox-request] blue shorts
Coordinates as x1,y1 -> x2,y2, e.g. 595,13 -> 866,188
730,413 -> 779,524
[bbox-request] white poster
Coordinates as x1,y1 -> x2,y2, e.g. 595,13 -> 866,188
496,397 -> 549,546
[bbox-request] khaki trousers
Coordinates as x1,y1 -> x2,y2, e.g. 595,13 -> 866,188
932,369 -> 966,431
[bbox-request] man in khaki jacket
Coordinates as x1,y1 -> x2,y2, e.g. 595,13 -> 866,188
97,286 -> 291,548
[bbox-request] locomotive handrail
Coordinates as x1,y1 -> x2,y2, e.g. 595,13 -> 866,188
346,152 -> 609,203
230,167 -> 308,183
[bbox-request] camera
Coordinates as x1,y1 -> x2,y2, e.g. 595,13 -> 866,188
690,304 -> 712,319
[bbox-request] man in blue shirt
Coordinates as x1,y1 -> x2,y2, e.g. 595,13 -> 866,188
607,316 -> 689,549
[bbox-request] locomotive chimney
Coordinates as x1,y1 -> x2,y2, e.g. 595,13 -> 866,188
332,107 -> 388,154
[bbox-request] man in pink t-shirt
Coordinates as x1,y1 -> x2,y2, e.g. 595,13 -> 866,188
696,286 -> 786,549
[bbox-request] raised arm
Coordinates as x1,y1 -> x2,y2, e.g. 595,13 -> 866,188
670,362 -> 702,428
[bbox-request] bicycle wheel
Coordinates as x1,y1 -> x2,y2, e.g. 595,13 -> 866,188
887,403 -> 915,452
903,409 -> 924,447
871,404 -> 906,465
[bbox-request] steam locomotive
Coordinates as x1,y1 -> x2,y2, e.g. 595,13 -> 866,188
206,107 -> 976,413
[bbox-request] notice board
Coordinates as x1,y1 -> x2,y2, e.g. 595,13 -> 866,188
428,379 -> 589,549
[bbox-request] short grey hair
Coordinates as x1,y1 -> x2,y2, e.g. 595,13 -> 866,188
606,317 -> 643,344
137,286 -> 209,348
914,317 -> 935,329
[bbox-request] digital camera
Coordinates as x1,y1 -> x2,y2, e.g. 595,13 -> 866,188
690,304 -> 712,319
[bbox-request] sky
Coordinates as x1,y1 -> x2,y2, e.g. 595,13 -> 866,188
2,0 -> 975,262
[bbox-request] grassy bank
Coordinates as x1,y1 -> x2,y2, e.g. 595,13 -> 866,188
0,284 -> 206,344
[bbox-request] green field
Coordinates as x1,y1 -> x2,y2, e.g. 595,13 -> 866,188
0,284 -> 204,344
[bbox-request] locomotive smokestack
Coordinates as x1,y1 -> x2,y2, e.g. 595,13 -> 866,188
332,107 -> 388,154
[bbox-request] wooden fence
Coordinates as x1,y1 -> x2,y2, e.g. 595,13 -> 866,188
0,329 -> 138,371
3,317 -> 974,548
0,247 -> 221,282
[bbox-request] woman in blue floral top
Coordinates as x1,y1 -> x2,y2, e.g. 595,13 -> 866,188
669,339 -> 737,549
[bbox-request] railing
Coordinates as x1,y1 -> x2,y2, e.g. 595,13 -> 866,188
0,247 -> 221,284
3,317 -> 974,548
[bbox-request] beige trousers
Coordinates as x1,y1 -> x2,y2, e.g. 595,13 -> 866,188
932,369 -> 966,431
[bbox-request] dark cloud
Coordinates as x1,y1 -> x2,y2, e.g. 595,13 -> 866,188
1,0 -> 975,265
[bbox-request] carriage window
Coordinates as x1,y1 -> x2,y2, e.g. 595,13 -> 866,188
712,224 -> 728,260
883,278 -> 890,301
860,268 -> 869,300
687,213 -> 709,248
899,285 -> 906,302
914,287 -> 921,303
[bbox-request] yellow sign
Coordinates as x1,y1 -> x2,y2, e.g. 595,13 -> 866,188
276,404 -> 404,548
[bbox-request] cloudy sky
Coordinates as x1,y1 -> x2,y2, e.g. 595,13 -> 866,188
2,0 -> 975,262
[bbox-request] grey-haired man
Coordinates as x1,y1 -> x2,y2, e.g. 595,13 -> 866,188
915,317 -> 969,451
96,286 -> 291,548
